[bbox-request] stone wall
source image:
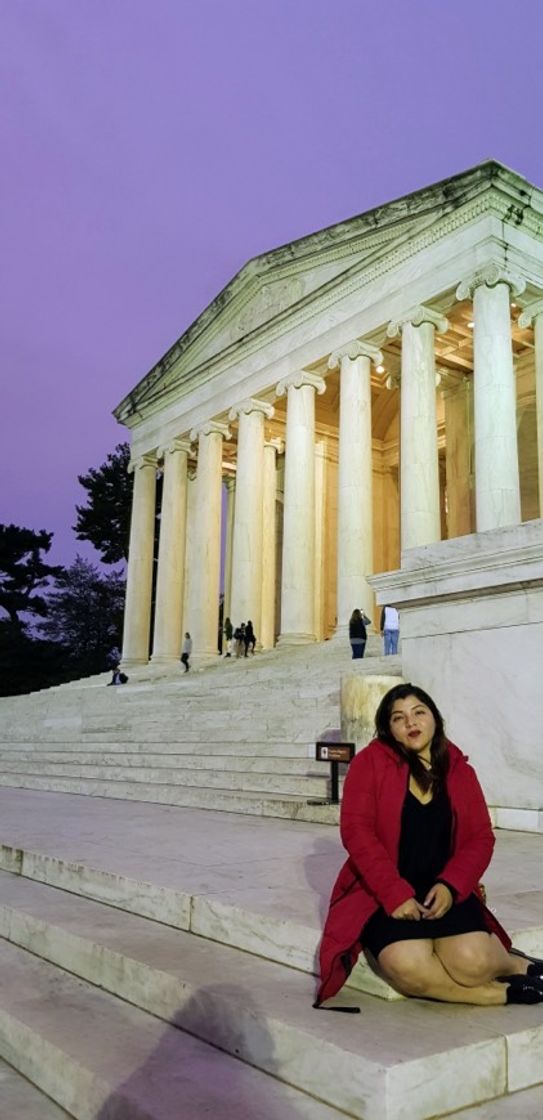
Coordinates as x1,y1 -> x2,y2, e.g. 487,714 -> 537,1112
369,519 -> 543,832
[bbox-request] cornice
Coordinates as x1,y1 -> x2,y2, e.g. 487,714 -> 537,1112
368,521 -> 543,603
115,179 -> 543,427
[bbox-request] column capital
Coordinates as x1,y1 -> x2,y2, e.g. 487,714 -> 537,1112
157,437 -> 193,459
328,340 -> 383,369
456,263 -> 526,302
275,371 -> 326,397
518,298 -> 543,329
223,474 -> 236,491
189,420 -> 231,441
228,397 -> 275,422
128,451 -> 158,474
265,437 -> 284,455
387,305 -> 449,338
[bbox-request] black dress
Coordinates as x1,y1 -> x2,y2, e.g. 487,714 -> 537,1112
362,786 -> 488,958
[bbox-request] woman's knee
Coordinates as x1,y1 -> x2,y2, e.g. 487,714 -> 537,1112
436,937 -> 494,984
378,945 -> 432,996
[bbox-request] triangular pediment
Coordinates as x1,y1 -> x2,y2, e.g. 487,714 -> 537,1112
114,160 -> 542,422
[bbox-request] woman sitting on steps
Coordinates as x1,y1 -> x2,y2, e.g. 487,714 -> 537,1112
315,683 -> 543,1009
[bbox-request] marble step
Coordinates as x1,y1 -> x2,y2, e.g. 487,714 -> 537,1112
1,874 -> 543,1120
2,830 -> 542,1007
0,749 -> 329,774
0,739 -> 322,757
0,759 -> 336,797
0,1056 -> 72,1120
447,1083 -> 543,1119
0,938 -> 345,1120
0,772 -> 339,823
1,720 -> 339,744
0,837 -> 391,999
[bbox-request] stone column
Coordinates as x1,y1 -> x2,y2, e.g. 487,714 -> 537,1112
182,468 -> 197,636
276,372 -> 326,644
260,439 -> 282,649
443,376 -> 474,538
188,421 -> 231,654
121,452 -> 157,667
222,475 -> 236,625
457,265 -> 525,531
328,340 -> 382,633
151,438 -> 191,664
387,305 -> 448,551
519,298 -> 543,516
313,439 -> 327,642
228,399 -> 274,637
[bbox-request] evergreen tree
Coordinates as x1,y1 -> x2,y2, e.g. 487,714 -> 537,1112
0,523 -> 63,626
41,556 -> 125,677
73,442 -> 132,564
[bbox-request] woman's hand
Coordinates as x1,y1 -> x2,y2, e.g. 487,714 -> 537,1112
391,898 -> 428,921
422,883 -> 453,919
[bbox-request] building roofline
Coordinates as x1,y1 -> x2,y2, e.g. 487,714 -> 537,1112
113,159 -> 541,423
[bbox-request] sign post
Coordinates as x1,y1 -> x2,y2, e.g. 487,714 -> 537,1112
315,739 -> 355,804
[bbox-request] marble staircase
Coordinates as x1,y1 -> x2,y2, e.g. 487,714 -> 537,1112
0,791 -> 542,1120
0,637 -> 402,824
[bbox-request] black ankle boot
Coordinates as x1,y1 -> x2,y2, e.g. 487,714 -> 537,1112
505,974 -> 543,1004
510,949 -> 543,978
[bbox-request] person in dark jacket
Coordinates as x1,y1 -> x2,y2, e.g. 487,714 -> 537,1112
315,683 -> 543,1008
223,617 -> 234,657
244,620 -> 256,656
348,609 -> 367,659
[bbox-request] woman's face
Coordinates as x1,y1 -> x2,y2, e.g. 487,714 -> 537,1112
389,695 -> 436,757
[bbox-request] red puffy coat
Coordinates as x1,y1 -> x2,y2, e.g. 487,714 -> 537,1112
315,737 -> 511,1006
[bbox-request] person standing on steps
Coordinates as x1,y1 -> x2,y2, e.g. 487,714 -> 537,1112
380,604 -> 400,655
233,623 -> 245,658
223,617 -> 233,657
348,609 -> 367,659
244,620 -> 256,656
180,632 -> 192,672
315,682 -> 543,1010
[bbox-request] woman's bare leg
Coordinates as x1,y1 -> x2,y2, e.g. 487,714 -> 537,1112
434,932 -> 529,986
378,939 -> 508,1006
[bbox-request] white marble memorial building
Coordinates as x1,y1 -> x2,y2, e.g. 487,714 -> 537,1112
114,160 -> 543,667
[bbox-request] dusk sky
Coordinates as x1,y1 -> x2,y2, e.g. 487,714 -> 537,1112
2,0 -> 543,567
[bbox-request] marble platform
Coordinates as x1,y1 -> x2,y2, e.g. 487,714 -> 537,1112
0,791 -> 542,1119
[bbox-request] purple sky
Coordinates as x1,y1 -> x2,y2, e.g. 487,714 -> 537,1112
2,0 -> 543,567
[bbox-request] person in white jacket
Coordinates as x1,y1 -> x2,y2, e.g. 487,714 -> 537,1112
180,632 -> 193,672
380,605 -> 399,655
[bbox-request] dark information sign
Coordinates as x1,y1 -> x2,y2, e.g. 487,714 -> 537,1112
314,741 -> 355,804
315,743 -> 355,764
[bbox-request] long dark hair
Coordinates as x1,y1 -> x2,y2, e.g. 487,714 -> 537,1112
374,683 -> 449,793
